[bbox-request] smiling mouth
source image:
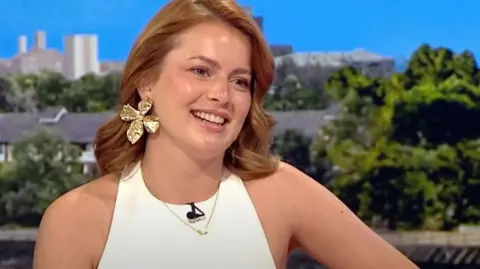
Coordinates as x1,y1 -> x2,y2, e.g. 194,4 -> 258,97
191,110 -> 228,126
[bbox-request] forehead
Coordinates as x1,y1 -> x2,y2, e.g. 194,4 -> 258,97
167,21 -> 252,67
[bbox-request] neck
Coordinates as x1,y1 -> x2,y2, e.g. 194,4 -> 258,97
141,134 -> 224,204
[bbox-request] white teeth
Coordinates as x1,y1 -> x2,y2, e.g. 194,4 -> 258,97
193,111 -> 226,124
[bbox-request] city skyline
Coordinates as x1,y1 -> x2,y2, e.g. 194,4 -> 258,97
0,0 -> 478,61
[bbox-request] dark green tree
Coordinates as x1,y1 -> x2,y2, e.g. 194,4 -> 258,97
63,72 -> 120,112
0,71 -> 121,113
0,76 -> 12,112
265,74 -> 329,111
0,127 -> 85,226
1,73 -> 39,112
272,130 -> 326,182
312,45 -> 480,230
35,71 -> 71,109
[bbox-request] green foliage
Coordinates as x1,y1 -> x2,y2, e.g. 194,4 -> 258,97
0,71 -> 121,112
66,72 -> 120,112
265,74 -> 330,111
265,58 -> 334,111
272,130 -> 326,181
312,45 -> 480,230
0,127 -> 85,226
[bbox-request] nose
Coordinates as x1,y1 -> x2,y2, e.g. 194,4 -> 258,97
206,79 -> 231,105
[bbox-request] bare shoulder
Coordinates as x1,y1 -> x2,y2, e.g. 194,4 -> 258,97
244,161 -> 322,207
33,174 -> 119,269
260,161 -> 418,269
243,161 -> 296,196
243,161 -> 316,221
242,162 -> 302,226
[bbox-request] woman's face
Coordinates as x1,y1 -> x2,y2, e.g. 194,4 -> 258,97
142,21 -> 253,158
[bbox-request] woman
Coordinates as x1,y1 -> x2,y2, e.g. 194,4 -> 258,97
33,0 -> 418,268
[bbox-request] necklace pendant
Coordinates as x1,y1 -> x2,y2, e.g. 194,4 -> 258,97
197,229 -> 208,235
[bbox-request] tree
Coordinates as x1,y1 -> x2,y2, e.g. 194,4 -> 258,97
391,45 -> 480,229
35,70 -> 71,109
265,74 -> 329,111
0,77 -> 13,112
1,71 -> 71,112
272,130 -> 327,182
312,44 -> 480,230
265,58 -> 333,111
64,72 -> 120,112
1,73 -> 39,112
0,71 -> 121,113
0,127 -> 85,226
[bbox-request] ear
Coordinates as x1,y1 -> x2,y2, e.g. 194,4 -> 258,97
137,71 -> 159,100
137,85 -> 153,100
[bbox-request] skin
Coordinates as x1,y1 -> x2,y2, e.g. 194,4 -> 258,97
33,21 -> 419,269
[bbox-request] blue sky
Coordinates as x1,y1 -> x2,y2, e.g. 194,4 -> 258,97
0,0 -> 478,61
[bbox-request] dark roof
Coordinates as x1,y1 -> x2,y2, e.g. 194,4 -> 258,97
398,245 -> 480,265
272,110 -> 335,137
270,45 -> 294,57
0,110 -> 114,144
0,108 -> 336,144
288,246 -> 480,267
38,107 -> 65,119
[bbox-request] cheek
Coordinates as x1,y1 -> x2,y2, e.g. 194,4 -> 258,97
234,93 -> 252,120
175,80 -> 195,97
168,75 -> 201,103
154,75 -> 196,104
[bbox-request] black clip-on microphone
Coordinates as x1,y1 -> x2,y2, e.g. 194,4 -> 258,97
186,202 -> 206,223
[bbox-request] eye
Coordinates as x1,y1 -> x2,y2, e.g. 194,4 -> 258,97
189,66 -> 211,77
232,78 -> 251,89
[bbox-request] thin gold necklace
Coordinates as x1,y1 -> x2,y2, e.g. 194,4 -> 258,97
140,169 -> 221,236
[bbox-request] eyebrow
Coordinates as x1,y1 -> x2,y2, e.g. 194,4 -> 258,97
188,55 -> 252,76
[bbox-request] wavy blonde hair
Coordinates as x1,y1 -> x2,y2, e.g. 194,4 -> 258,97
94,0 -> 279,180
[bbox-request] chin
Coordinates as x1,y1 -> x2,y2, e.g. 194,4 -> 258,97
177,132 -> 229,158
189,140 -> 229,158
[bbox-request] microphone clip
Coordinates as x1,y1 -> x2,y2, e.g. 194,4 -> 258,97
186,202 -> 206,223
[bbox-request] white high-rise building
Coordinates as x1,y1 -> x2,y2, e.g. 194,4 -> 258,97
63,35 -> 100,80
34,31 -> 46,50
84,35 -> 99,74
0,31 -> 123,78
18,35 -> 27,54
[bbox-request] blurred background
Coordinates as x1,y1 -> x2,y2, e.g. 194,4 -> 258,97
1,0 -> 480,268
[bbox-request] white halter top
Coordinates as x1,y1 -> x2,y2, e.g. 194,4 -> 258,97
97,162 -> 276,269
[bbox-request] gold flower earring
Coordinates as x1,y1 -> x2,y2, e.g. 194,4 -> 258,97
119,98 -> 160,144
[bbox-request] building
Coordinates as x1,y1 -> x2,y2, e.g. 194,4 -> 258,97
275,49 -> 396,78
63,34 -> 100,80
0,107 -> 337,174
0,31 -> 124,80
0,7 -> 293,79
0,107 -> 114,174
246,6 -> 294,57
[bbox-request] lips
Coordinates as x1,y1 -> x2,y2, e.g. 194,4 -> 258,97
191,110 -> 229,125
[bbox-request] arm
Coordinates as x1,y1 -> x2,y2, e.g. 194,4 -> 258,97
282,163 -> 418,269
33,191 -> 96,269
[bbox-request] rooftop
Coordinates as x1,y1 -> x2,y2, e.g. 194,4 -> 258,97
0,107 -> 338,144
